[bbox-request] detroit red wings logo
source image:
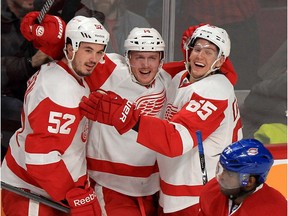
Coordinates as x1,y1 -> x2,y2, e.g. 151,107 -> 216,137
81,119 -> 89,143
134,90 -> 166,116
164,103 -> 178,120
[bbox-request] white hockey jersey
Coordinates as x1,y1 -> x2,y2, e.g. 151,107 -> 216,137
137,71 -> 243,212
1,61 -> 91,201
84,53 -> 180,196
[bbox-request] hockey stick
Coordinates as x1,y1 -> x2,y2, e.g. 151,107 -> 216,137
196,130 -> 208,185
1,181 -> 70,213
37,0 -> 55,23
60,0 -> 82,23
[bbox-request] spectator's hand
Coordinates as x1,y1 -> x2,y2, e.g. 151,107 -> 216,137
20,11 -> 66,60
80,90 -> 141,135
181,23 -> 206,60
220,57 -> 238,86
31,50 -> 51,67
66,186 -> 101,216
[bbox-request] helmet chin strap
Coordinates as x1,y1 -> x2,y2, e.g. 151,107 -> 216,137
64,48 -> 82,79
228,186 -> 257,201
185,58 -> 220,82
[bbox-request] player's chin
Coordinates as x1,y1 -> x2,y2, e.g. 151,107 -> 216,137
80,70 -> 93,77
85,66 -> 96,74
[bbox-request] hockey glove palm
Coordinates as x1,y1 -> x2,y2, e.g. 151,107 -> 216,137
80,90 -> 141,134
65,186 -> 101,216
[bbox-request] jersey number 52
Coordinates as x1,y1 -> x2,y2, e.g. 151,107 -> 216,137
48,111 -> 76,134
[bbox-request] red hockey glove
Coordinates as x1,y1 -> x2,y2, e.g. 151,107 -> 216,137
80,90 -> 141,134
20,11 -> 66,60
181,23 -> 206,61
65,186 -> 101,216
220,57 -> 238,86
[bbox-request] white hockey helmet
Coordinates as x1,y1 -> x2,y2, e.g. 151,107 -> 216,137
186,24 -> 231,58
65,15 -> 110,52
124,27 -> 165,54
124,27 -> 165,86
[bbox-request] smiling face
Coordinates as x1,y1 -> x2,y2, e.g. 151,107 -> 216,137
67,42 -> 105,77
128,51 -> 162,86
188,38 -> 225,80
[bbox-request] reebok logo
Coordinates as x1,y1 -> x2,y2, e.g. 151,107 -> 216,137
120,101 -> 132,122
73,191 -> 96,206
55,16 -> 64,39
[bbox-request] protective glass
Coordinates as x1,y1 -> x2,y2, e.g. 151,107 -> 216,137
190,43 -> 218,57
216,162 -> 250,189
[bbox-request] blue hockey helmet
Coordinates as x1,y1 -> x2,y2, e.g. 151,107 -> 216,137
219,139 -> 274,185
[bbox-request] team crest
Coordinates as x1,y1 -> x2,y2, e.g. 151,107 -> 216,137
81,120 -> 89,143
164,104 -> 178,120
135,90 -> 166,116
247,148 -> 258,156
36,26 -> 44,37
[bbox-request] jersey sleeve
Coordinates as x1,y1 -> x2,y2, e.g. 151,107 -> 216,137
85,54 -> 117,91
162,61 -> 186,78
25,97 -> 82,201
137,92 -> 228,157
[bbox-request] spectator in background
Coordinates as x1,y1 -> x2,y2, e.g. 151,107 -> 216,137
199,139 -> 287,216
78,0 -> 151,55
1,0 -> 50,160
240,41 -> 287,144
174,0 -> 261,90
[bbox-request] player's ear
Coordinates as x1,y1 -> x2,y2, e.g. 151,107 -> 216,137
245,176 -> 257,190
66,44 -> 74,56
215,56 -> 226,68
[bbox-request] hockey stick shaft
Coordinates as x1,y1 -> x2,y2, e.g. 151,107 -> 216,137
1,182 -> 70,213
37,0 -> 55,23
196,130 -> 208,185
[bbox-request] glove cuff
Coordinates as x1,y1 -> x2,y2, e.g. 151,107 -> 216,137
66,187 -> 97,208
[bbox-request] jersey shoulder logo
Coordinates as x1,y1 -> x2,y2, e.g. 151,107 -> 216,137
135,90 -> 166,116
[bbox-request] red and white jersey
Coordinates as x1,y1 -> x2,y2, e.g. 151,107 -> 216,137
85,53 -> 179,196
199,178 -> 287,216
137,71 -> 243,212
1,61 -> 90,201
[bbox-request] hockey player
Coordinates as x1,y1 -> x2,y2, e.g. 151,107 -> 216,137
83,27 -> 181,216
80,24 -> 243,215
1,15 -> 109,216
199,139 -> 287,216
